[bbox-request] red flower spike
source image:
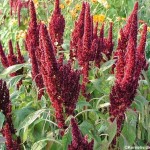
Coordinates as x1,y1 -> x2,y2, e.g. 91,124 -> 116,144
40,23 -> 80,128
95,24 -> 104,67
137,24 -> 147,68
123,2 -> 138,39
40,23 -> 64,128
68,118 -> 94,150
0,80 -> 15,134
16,42 -> 25,64
82,3 -> 92,62
109,2 -> 148,145
49,0 -> 65,53
9,0 -> 29,26
93,22 -> 98,39
7,41 -> 18,76
70,2 -> 86,60
121,3 -> 138,89
106,22 -> 114,60
1,123 -> 20,150
0,42 -> 9,68
26,0 -> 44,99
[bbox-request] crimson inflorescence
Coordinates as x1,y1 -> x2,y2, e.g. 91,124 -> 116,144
49,0 -> 65,53
68,118 -> 94,150
0,40 -> 25,88
70,2 -> 114,100
109,2 -> 148,143
0,80 -> 21,150
39,23 -> 80,128
26,0 -> 44,100
9,0 -> 29,26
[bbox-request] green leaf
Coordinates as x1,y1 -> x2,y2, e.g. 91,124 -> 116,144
121,124 -> 136,146
17,109 -> 46,132
7,75 -> 24,87
80,120 -> 94,135
76,101 -> 91,109
0,112 -> 5,129
62,130 -> 72,150
31,139 -> 48,150
121,109 -> 137,146
0,63 -> 31,78
14,106 -> 35,128
98,102 -> 110,109
31,138 -> 62,150
100,60 -> 115,72
90,79 -> 101,91
106,120 -> 117,144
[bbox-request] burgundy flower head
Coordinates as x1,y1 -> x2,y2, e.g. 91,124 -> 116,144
49,0 -> 65,53
0,42 -> 9,68
109,2 -> 148,145
39,23 -> 80,128
70,2 -> 86,60
68,118 -> 94,150
26,0 -> 44,99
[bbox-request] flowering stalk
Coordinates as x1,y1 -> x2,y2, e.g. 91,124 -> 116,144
70,2 -> 114,100
112,2 -> 138,73
104,22 -> 114,60
39,23 -> 80,128
0,42 -> 9,68
0,80 -> 21,149
49,0 -> 65,53
26,0 -> 44,99
0,40 -> 24,88
68,118 -> 94,150
95,24 -> 104,67
109,2 -> 148,144
9,0 -> 29,26
70,2 -> 86,60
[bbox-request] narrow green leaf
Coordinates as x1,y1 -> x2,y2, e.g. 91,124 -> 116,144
0,63 -> 31,78
0,112 -> 5,129
100,60 -> 115,72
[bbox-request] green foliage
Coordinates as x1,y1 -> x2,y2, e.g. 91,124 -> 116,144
0,0 -> 149,150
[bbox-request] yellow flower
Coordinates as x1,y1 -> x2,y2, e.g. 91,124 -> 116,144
93,14 -> 105,23
103,3 -> 110,9
75,4 -> 81,11
122,17 -> 126,21
59,4 -> 65,9
91,0 -> 98,3
65,0 -> 72,6
33,0 -> 38,8
11,19 -> 17,26
116,17 -> 121,22
70,9 -> 78,19
24,19 -> 29,25
98,0 -> 110,9
148,27 -> 150,32
107,17 -> 112,22
16,30 -> 26,40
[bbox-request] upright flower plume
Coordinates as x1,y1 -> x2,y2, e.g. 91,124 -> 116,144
9,0 -> 29,26
26,0 -> 44,99
103,22 -> 114,60
95,24 -> 104,67
68,118 -> 94,150
0,80 -> 21,149
112,2 -> 138,73
109,2 -> 148,144
39,23 -> 80,128
49,0 -> 65,53
0,40 -> 24,88
70,2 -> 86,60
0,42 -> 9,68
70,2 -> 114,100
